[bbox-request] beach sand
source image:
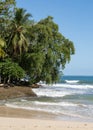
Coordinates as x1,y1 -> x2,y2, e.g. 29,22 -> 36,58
0,117 -> 93,130
0,106 -> 93,130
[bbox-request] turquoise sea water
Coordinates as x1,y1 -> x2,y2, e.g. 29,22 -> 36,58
1,76 -> 93,122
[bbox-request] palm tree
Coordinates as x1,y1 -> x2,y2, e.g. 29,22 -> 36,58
8,8 -> 32,56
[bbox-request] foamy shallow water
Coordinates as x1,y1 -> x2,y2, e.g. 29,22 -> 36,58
1,76 -> 93,122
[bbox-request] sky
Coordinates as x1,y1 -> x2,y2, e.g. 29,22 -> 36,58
16,0 -> 93,76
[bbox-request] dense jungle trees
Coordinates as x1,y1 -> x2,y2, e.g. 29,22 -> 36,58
0,0 -> 75,85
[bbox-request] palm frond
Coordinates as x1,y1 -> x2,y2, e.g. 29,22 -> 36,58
0,37 -> 5,47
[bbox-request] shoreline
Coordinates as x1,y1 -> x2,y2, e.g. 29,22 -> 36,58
0,84 -> 93,130
0,106 -> 93,130
0,105 -> 92,123
0,106 -> 57,120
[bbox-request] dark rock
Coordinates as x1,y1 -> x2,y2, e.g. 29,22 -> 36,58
0,86 -> 37,100
4,84 -> 9,88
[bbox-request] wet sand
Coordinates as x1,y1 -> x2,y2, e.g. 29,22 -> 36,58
0,106 -> 56,119
0,106 -> 93,130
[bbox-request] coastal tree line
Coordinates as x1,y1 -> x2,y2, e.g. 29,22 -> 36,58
0,0 -> 75,85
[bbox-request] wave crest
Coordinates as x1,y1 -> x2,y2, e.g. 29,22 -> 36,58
65,80 -> 79,84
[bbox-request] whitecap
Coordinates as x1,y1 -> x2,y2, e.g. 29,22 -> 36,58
32,88 -> 72,97
33,101 -> 78,107
65,80 -> 79,84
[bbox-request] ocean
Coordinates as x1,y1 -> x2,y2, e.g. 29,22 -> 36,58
2,76 -> 93,122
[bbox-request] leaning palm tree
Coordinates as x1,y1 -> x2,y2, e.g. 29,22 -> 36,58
8,8 -> 32,56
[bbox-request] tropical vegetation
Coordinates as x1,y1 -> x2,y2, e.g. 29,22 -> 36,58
0,0 -> 75,85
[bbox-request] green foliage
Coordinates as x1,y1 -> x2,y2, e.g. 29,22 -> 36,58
0,59 -> 25,83
21,16 -> 75,84
6,8 -> 32,59
0,1 -> 75,85
0,0 -> 15,16
0,37 -> 6,58
20,51 -> 45,84
0,0 -> 16,38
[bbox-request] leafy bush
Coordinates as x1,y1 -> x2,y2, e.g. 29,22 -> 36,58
0,59 -> 25,84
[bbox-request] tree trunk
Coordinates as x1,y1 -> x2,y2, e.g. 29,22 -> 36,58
7,76 -> 11,84
0,75 -> 1,84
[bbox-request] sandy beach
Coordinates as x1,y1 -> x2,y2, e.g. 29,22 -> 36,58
0,116 -> 93,130
0,106 -> 93,130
